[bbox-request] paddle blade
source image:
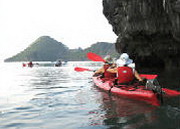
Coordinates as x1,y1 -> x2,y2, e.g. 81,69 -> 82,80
140,74 -> 158,79
74,67 -> 92,72
87,52 -> 106,62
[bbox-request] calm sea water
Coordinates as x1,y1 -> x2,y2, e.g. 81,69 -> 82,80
0,61 -> 179,129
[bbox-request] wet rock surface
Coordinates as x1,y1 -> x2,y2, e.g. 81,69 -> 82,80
103,0 -> 180,69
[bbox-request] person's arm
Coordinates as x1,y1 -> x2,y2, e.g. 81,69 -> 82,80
110,63 -> 117,68
94,67 -> 104,74
134,70 -> 143,81
106,67 -> 117,73
93,67 -> 104,76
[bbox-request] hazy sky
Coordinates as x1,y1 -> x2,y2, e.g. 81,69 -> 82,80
0,0 -> 117,60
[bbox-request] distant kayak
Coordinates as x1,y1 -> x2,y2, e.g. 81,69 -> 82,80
27,61 -> 33,67
54,59 -> 62,67
22,62 -> 39,68
92,76 -> 180,106
22,62 -> 34,68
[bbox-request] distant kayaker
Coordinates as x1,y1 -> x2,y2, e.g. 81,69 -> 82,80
22,63 -> 26,67
107,53 -> 143,84
28,61 -> 33,67
54,59 -> 62,67
93,55 -> 117,79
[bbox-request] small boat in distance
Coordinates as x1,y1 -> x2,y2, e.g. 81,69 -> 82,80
22,61 -> 39,68
54,59 -> 62,67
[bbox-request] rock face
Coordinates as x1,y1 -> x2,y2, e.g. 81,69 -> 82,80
103,0 -> 180,69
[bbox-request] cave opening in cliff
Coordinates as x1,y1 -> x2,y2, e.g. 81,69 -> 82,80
135,54 -> 165,70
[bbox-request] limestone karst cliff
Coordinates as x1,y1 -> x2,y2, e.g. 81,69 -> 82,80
103,0 -> 180,69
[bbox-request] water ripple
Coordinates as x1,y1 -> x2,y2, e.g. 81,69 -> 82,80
0,62 -> 180,129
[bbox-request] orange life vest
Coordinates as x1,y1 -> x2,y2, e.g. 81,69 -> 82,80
117,66 -> 134,83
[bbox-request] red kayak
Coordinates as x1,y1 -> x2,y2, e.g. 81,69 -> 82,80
85,52 -> 180,106
92,76 -> 180,106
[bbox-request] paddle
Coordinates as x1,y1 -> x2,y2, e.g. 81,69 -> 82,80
74,67 -> 94,72
87,52 -> 106,62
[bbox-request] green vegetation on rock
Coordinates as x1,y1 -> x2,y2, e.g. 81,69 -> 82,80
4,36 -> 118,62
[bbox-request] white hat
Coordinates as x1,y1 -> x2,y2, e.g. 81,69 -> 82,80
116,53 -> 133,66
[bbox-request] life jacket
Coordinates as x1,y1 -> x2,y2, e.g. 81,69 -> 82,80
103,64 -> 116,79
117,66 -> 134,84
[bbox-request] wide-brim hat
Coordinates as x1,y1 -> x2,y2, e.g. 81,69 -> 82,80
116,53 -> 133,66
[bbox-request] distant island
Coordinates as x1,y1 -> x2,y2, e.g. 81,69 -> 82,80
4,36 -> 119,62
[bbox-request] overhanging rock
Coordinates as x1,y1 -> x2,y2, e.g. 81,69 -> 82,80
103,0 -> 180,69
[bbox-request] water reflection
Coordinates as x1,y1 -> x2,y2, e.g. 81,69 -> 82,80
0,62 -> 179,129
166,106 -> 180,120
89,90 -> 157,129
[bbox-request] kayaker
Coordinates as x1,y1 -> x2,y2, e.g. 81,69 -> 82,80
93,55 -> 117,80
28,61 -> 33,67
22,63 -> 26,67
54,59 -> 62,67
107,53 -> 143,85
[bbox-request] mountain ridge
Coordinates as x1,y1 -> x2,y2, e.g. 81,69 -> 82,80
4,36 -> 118,62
